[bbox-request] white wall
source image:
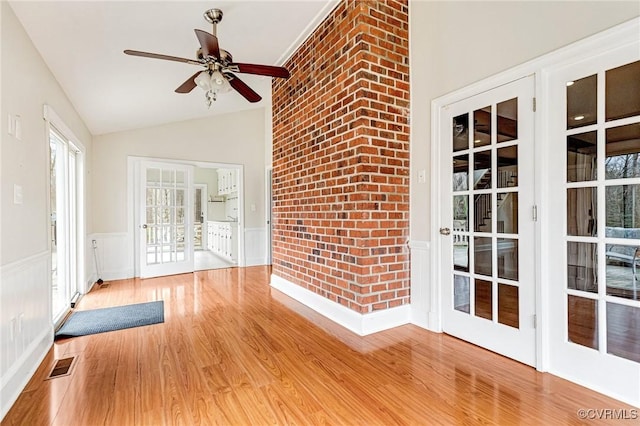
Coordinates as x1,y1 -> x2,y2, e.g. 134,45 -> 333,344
91,108 -> 267,275
409,0 -> 640,241
1,2 -> 93,419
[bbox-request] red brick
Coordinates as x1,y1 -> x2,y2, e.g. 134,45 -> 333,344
272,0 -> 409,314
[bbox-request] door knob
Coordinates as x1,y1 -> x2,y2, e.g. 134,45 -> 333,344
439,227 -> 451,235
141,224 -> 148,229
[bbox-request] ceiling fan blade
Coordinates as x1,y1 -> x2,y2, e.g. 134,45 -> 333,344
124,50 -> 202,66
175,71 -> 203,94
194,29 -> 220,59
230,63 -> 290,79
226,73 -> 262,103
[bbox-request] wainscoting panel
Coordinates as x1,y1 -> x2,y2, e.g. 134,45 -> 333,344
0,251 -> 52,420
244,227 -> 267,266
89,233 -> 133,281
409,240 -> 433,330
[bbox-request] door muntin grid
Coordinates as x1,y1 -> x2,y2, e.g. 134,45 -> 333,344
145,167 -> 187,265
452,98 -> 522,328
565,60 -> 640,363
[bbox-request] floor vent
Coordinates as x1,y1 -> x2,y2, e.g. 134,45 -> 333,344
47,357 -> 75,379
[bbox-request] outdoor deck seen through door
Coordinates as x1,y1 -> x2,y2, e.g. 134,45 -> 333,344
139,161 -> 194,278
440,76 -> 536,366
547,45 -> 640,405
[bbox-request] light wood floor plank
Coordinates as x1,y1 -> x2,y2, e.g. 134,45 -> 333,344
2,266 -> 635,425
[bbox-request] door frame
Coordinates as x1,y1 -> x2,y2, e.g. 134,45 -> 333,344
128,156 -> 246,278
544,36 -> 640,407
429,18 -> 639,388
265,167 -> 273,265
44,105 -> 86,326
194,183 -> 208,250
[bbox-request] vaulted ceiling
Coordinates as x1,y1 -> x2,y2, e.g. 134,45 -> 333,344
9,1 -> 337,135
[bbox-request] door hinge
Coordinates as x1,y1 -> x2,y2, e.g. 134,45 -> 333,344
533,314 -> 537,328
532,205 -> 538,222
532,97 -> 537,112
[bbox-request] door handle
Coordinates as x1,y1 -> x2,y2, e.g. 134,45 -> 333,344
141,224 -> 148,229
439,227 -> 451,236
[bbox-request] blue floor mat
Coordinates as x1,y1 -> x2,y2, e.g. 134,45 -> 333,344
55,301 -> 164,338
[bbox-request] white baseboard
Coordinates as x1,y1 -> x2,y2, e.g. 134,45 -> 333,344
100,268 -> 134,281
549,367 -> 640,408
245,257 -> 267,267
270,274 -> 410,336
0,328 -> 51,421
411,309 -> 430,330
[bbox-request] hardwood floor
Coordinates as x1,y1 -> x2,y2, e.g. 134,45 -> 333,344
2,266 -> 635,425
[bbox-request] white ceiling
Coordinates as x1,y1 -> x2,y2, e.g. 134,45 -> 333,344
9,1 -> 336,135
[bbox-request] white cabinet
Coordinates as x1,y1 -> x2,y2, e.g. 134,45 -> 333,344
217,168 -> 237,195
206,221 -> 238,262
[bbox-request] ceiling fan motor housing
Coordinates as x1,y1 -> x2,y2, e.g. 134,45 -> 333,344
123,7 -> 289,105
204,9 -> 223,24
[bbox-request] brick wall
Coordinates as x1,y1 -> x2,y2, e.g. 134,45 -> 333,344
272,0 -> 410,314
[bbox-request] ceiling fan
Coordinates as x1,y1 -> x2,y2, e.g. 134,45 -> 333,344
124,8 -> 290,107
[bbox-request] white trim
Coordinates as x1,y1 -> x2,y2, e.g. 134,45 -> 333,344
428,18 -> 639,110
127,156 -> 247,276
43,104 -> 88,304
265,167 -> 273,266
244,227 -> 267,266
429,17 -> 640,402
409,240 -> 432,330
276,1 -> 341,66
0,328 -> 51,421
534,70 -> 550,373
0,251 -> 52,422
408,240 -> 429,251
0,250 -> 49,274
429,99 -> 443,333
43,105 -> 83,150
550,367 -> 639,409
194,183 -> 208,251
270,274 -> 411,336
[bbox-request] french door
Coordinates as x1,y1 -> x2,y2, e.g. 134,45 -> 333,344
139,161 -> 194,278
547,43 -> 640,404
439,76 -> 536,366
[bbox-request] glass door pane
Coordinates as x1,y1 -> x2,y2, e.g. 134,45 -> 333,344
50,128 -> 80,322
453,96 -> 523,328
564,59 -> 640,365
50,133 -> 66,319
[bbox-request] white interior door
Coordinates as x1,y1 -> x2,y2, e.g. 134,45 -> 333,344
546,43 -> 640,405
139,161 -> 194,278
439,76 -> 536,366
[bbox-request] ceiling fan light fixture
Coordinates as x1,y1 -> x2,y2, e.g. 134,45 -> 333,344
195,70 -> 213,90
210,70 -> 232,93
124,7 -> 289,107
